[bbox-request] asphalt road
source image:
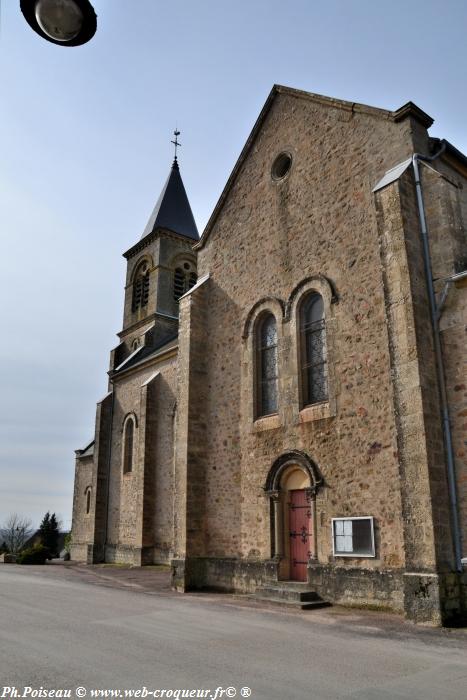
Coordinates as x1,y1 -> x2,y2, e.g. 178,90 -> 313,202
1,565 -> 467,700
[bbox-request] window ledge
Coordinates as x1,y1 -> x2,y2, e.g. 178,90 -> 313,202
252,414 -> 281,433
332,553 -> 376,559
299,402 -> 332,423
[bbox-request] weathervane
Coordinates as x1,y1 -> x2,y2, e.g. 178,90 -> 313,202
171,129 -> 181,161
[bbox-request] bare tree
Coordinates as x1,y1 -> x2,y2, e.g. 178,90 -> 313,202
0,514 -> 33,554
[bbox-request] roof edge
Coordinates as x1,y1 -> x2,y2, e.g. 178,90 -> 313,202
75,439 -> 95,458
179,273 -> 210,301
372,158 -> 413,193
195,85 -> 279,251
274,84 -> 393,120
434,138 -> 467,173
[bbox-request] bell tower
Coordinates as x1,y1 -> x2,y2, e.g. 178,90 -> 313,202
111,137 -> 199,371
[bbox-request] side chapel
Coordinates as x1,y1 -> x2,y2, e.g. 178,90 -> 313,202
71,85 -> 467,624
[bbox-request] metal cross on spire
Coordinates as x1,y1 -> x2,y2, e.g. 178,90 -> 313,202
171,129 -> 181,161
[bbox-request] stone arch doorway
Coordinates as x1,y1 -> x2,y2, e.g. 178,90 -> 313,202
265,451 -> 322,582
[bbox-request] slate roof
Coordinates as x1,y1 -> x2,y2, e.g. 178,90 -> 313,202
112,331 -> 178,376
141,158 -> 199,241
372,158 -> 412,192
76,440 -> 94,458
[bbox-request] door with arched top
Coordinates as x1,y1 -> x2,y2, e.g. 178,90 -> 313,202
288,489 -> 313,581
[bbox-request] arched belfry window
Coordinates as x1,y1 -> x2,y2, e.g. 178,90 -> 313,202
256,314 -> 278,417
173,260 -> 197,301
132,262 -> 150,313
300,293 -> 327,405
123,417 -> 135,474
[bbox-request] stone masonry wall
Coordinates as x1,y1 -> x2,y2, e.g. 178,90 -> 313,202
193,92 -> 426,579
442,279 -> 467,559
173,277 -> 209,588
141,369 -> 178,563
374,176 -> 441,573
71,392 -> 113,563
105,353 -> 177,564
423,161 -> 467,564
70,454 -> 94,562
90,392 -> 113,561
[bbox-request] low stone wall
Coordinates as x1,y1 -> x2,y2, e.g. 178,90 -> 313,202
174,557 -> 405,609
172,557 -> 279,593
308,564 -> 405,613
172,557 -> 467,626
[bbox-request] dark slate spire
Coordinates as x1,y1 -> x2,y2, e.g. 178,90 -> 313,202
141,158 -> 199,241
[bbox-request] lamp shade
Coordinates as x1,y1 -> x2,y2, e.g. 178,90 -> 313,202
20,0 -> 97,46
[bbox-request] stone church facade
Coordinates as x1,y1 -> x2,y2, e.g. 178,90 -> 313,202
71,85 -> 467,624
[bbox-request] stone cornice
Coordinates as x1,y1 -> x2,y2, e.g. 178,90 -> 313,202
123,227 -> 198,260
392,101 -> 434,128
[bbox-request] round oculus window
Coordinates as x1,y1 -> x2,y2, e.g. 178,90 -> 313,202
271,152 -> 292,180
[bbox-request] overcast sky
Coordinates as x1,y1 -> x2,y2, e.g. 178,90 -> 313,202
1,0 -> 466,531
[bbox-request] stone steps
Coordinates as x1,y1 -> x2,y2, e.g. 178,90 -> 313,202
254,582 -> 331,610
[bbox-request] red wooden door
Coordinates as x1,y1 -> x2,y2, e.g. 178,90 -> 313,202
288,489 -> 313,581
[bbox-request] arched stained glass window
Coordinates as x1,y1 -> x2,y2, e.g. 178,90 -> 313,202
256,314 -> 278,417
300,294 -> 327,405
123,418 -> 134,474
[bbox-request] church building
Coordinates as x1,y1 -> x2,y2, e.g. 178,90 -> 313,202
71,85 -> 467,625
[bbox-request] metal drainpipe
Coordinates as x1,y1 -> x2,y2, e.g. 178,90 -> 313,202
412,146 -> 463,572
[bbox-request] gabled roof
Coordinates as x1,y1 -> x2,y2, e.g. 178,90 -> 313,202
195,84 -> 434,250
141,158 -> 199,241
111,331 -> 178,377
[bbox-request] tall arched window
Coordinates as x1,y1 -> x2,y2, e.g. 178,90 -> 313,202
173,260 -> 197,301
123,418 -> 135,474
256,314 -> 278,417
85,487 -> 91,514
132,262 -> 150,313
300,293 -> 327,405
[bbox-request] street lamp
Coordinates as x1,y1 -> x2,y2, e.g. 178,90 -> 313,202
20,0 -> 97,46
